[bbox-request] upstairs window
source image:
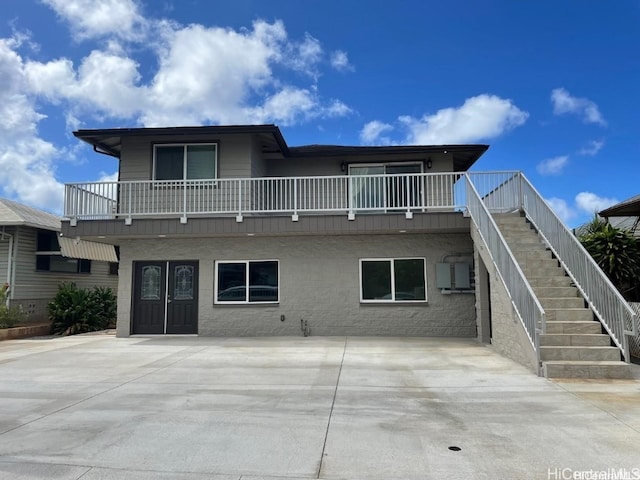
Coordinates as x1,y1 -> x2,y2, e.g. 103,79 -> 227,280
154,144 -> 217,181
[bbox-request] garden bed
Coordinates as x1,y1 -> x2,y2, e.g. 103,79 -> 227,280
0,323 -> 51,341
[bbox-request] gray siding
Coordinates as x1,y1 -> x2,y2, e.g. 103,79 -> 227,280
266,152 -> 454,177
117,134 -> 256,215
116,233 -> 476,337
63,212 -> 470,240
119,133 -> 256,182
9,226 -> 118,322
0,227 -> 12,286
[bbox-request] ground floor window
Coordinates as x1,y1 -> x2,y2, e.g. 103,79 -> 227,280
360,258 -> 427,302
215,260 -> 279,304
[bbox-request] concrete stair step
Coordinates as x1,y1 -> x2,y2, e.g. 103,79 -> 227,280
502,235 -> 543,245
539,297 -> 585,309
513,250 -> 553,261
542,361 -> 631,379
539,346 -> 620,361
545,321 -> 601,334
523,266 -> 567,277
517,257 -> 558,268
528,276 -> 573,287
546,309 -> 593,322
539,334 -> 611,347
533,286 -> 580,298
493,214 -> 527,224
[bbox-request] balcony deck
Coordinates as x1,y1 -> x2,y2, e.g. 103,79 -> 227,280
64,173 -> 466,224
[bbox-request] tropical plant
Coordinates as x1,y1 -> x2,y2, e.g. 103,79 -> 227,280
578,216 -> 640,301
48,283 -> 117,335
0,283 -> 27,329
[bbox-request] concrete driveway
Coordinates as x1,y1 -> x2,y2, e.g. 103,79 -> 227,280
0,334 -> 639,480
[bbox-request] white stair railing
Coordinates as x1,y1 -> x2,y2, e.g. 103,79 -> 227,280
518,174 -> 636,361
468,172 -> 636,362
464,174 -> 545,370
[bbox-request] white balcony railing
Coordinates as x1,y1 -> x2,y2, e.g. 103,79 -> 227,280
64,173 -> 466,221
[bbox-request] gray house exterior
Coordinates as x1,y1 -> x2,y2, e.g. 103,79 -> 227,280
1,198 -> 119,322
61,125 -> 637,379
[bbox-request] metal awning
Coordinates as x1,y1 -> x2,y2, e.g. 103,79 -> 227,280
58,236 -> 118,263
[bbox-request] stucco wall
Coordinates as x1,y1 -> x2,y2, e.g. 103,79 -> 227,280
117,232 -> 476,337
471,225 -> 539,373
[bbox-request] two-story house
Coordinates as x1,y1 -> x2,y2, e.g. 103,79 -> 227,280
62,124 -> 637,379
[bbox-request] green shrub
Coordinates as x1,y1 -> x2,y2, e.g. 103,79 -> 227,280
579,216 -> 640,301
48,283 -> 117,335
0,283 -> 27,329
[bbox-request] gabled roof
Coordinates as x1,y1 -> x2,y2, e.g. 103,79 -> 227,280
599,194 -> 640,218
73,124 -> 489,172
0,198 -> 61,231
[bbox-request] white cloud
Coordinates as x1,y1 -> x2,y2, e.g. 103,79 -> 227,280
97,171 -> 119,182
21,18 -> 351,128
575,192 -> 618,215
42,0 -> 147,41
0,36 -> 64,212
578,139 -> 605,156
286,33 -> 322,77
330,50 -> 354,72
0,14 -> 353,210
360,120 -> 394,144
537,155 -> 569,175
546,197 -> 576,223
398,94 -> 528,144
551,88 -> 606,126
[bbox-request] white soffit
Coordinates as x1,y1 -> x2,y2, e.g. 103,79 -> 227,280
58,236 -> 118,263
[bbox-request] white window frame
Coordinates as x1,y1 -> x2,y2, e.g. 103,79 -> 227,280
214,259 -> 280,305
152,143 -> 218,181
359,257 -> 427,303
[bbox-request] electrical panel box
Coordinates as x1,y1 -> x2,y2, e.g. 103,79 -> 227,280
436,262 -> 473,291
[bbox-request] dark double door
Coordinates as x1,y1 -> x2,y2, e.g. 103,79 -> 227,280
132,261 -> 198,334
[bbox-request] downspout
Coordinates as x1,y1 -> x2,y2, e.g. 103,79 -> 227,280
1,227 -> 14,306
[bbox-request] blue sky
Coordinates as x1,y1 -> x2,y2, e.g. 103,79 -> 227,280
1,0 -> 638,227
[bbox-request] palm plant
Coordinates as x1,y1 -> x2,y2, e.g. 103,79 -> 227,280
578,216 -> 640,301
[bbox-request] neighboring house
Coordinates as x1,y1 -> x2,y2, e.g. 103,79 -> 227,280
599,194 -> 640,235
0,198 -> 119,322
62,124 -> 636,378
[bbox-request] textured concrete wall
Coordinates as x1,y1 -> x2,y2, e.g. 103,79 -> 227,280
117,233 -> 476,337
471,225 -> 539,373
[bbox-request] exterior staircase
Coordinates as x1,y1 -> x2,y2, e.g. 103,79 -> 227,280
494,213 -> 631,379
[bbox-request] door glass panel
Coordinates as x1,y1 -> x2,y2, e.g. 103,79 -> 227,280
350,166 -> 385,210
386,164 -> 422,209
173,265 -> 194,300
155,146 -> 184,180
141,265 -> 162,300
187,145 -> 216,179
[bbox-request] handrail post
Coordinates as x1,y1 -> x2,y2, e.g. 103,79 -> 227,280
292,178 -> 299,221
347,176 -> 355,220
236,179 -> 243,223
